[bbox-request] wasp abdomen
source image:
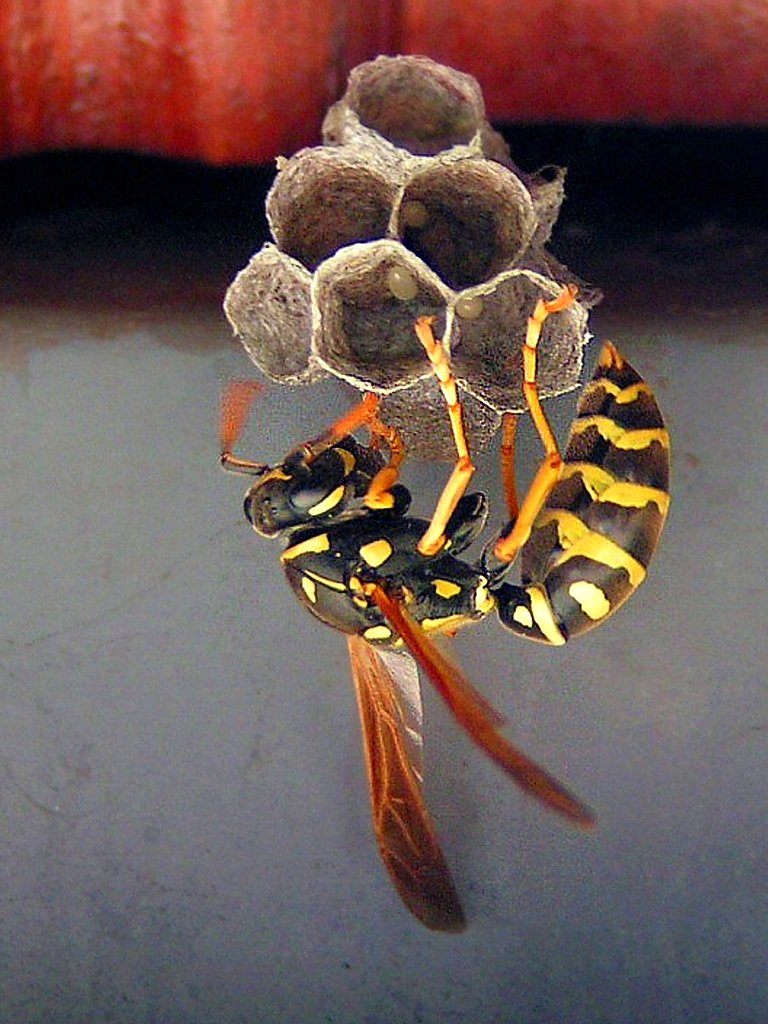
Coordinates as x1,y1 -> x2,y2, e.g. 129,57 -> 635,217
499,342 -> 670,643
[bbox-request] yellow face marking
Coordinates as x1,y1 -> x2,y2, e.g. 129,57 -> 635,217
512,604 -> 534,629
302,569 -> 346,592
433,579 -> 462,600
554,533 -> 646,588
599,482 -> 670,515
281,533 -> 330,561
560,462 -> 616,499
338,448 -> 356,475
568,580 -> 610,620
260,467 -> 291,483
348,575 -> 363,594
300,576 -> 318,604
307,484 -> 345,517
359,538 -> 393,568
363,624 -> 392,642
527,586 -> 566,645
474,582 -> 496,615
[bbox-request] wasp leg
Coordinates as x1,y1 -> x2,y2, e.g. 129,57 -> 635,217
302,393 -> 411,511
303,392 -> 381,460
413,316 -> 476,556
363,415 -> 407,510
500,412 -> 520,521
303,394 -> 408,511
493,285 -> 578,565
493,341 -> 671,644
220,385 -> 382,475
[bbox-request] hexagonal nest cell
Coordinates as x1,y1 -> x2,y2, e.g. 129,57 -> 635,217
224,54 -> 600,459
396,159 -> 536,290
313,240 -> 450,390
340,55 -> 485,155
267,148 -> 397,271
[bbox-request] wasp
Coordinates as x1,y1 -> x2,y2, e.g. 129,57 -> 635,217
220,287 -> 670,931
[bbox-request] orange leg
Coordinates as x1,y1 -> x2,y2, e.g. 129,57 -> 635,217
308,392 -> 409,510
304,392 -> 410,511
500,413 -> 520,522
306,392 -> 381,457
364,415 -> 407,510
493,285 -> 578,564
413,316 -> 476,556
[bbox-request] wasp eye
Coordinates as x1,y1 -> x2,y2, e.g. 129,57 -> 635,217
289,451 -> 345,514
290,480 -> 334,511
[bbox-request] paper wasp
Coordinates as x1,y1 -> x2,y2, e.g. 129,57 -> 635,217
220,287 -> 670,931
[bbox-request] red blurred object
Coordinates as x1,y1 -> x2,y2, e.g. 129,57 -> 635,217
405,0 -> 768,126
0,0 -> 766,165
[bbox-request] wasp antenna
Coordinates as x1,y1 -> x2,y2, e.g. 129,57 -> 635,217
220,380 -> 264,455
220,380 -> 270,476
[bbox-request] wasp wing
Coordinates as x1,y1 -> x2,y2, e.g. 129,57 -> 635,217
347,634 -> 466,932
376,645 -> 424,782
369,584 -> 596,830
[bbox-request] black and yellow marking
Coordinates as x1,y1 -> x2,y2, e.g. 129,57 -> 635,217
496,582 -> 567,645
496,341 -> 670,643
363,624 -> 393,642
432,578 -> 462,599
233,335 -> 667,654
359,538 -> 394,568
264,477 -> 494,647
420,613 -> 479,635
281,532 -> 332,561
307,484 -> 346,517
301,568 -> 347,593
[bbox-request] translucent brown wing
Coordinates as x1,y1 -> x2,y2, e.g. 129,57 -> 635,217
369,584 -> 596,830
347,634 -> 466,932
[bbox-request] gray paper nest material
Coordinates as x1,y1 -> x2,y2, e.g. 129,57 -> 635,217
225,54 -> 599,460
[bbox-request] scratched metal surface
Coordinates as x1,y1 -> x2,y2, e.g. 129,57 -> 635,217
0,141 -> 767,1024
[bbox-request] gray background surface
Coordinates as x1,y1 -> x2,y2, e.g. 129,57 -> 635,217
1,136 -> 766,1023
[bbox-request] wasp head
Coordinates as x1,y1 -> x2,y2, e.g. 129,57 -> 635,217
244,439 -> 386,537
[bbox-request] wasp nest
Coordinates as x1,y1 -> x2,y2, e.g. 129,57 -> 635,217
225,55 -> 599,459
